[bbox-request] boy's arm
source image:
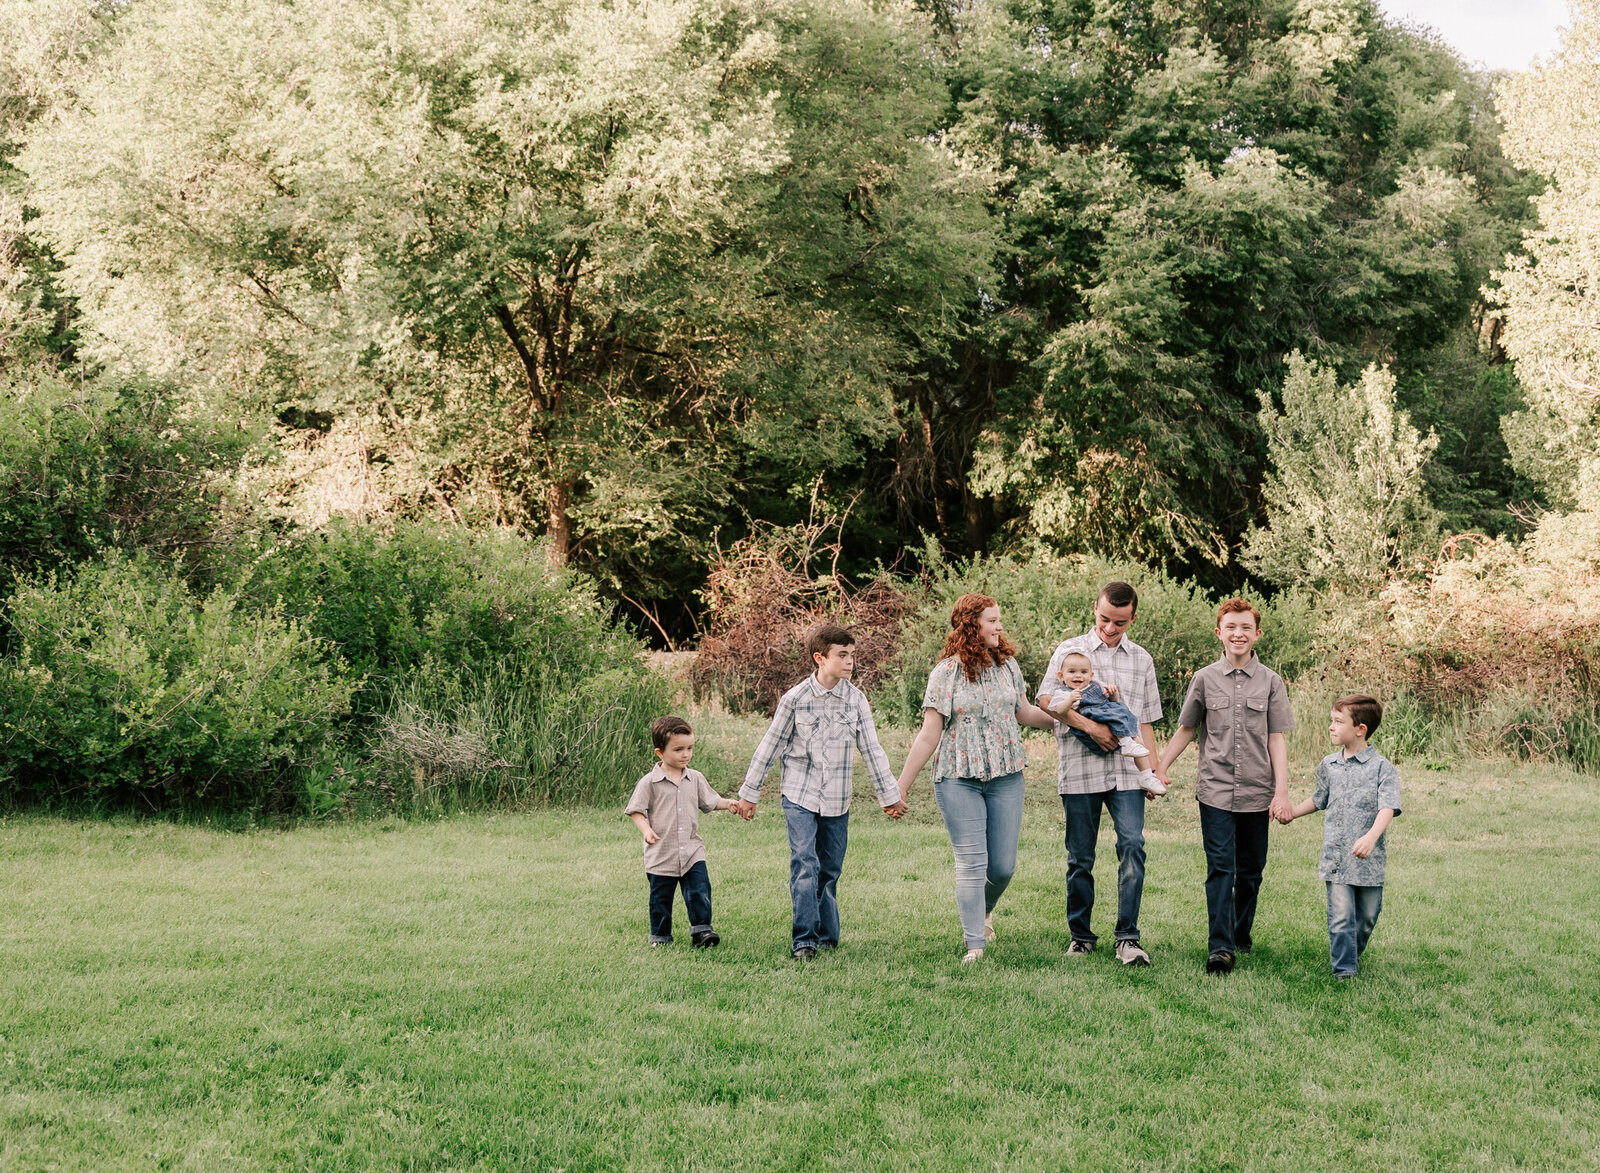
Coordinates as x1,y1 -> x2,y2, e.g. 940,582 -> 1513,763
1282,796 -> 1318,822
1352,808 -> 1396,858
1268,731 -> 1291,822
628,811 -> 659,844
1284,759 -> 1332,824
853,699 -> 905,817
737,696 -> 795,809
1158,725 -> 1197,775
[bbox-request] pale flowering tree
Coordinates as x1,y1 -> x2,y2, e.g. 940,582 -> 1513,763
1243,352 -> 1441,593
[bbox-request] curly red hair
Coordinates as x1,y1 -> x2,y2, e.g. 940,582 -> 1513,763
941,593 -> 1017,681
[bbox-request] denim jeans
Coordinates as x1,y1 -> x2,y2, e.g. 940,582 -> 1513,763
782,797 -> 849,952
647,861 -> 713,943
933,771 -> 1026,949
1198,803 -> 1271,956
1061,788 -> 1146,945
1327,882 -> 1384,976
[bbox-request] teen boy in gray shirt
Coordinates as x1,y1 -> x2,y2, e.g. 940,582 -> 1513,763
1159,598 -> 1295,973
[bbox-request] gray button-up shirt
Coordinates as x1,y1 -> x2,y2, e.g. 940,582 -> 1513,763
740,675 -> 899,817
1038,634 -> 1162,795
1175,654 -> 1295,812
1313,747 -> 1402,886
624,766 -> 725,877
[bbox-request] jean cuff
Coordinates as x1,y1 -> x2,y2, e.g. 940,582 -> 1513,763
649,933 -> 673,944
689,923 -> 714,935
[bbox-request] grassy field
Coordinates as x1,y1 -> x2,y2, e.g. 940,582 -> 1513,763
2,711 -> 1598,1171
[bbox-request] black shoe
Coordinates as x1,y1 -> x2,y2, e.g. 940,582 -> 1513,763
1206,951 -> 1235,974
691,931 -> 720,949
1237,942 -> 1252,954
793,945 -> 817,960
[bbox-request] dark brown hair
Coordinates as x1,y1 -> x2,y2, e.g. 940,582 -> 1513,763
806,623 -> 855,661
941,593 -> 1018,681
1333,694 -> 1383,738
1217,597 -> 1261,627
1099,581 -> 1139,613
651,715 -> 694,751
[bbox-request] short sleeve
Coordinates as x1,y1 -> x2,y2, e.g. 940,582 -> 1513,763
1312,761 -> 1331,811
1177,674 -> 1206,728
623,774 -> 654,817
1267,674 -> 1296,733
1009,658 -> 1029,710
1037,642 -> 1069,703
695,772 -> 723,813
1138,653 -> 1163,723
922,658 -> 957,719
1377,759 -> 1402,816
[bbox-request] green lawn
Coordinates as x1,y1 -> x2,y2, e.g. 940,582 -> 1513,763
3,715 -> 1598,1170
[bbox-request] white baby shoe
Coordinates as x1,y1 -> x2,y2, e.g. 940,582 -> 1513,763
1118,736 -> 1151,757
1137,769 -> 1168,796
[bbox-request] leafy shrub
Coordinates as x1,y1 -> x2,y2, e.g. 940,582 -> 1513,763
241,522 -> 672,807
876,551 -> 1226,726
0,555 -> 353,809
0,373 -> 263,602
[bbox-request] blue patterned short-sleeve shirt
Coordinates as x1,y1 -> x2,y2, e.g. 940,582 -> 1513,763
922,656 -> 1029,782
1313,747 -> 1402,885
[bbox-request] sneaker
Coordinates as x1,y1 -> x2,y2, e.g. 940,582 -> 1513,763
691,931 -> 720,949
1206,951 -> 1235,974
984,913 -> 996,943
1334,971 -> 1356,981
650,940 -> 670,948
1137,769 -> 1168,796
1114,940 -> 1151,967
793,945 -> 817,961
961,948 -> 984,964
1117,736 -> 1151,758
1066,939 -> 1096,956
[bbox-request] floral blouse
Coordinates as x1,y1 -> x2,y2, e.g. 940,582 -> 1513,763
922,655 -> 1029,782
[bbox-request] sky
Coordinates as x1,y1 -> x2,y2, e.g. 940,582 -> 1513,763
1376,0 -> 1569,72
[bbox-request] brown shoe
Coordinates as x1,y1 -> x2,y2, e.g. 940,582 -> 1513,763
1066,939 -> 1095,956
1114,940 -> 1151,967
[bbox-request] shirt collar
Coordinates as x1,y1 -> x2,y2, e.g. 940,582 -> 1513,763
806,673 -> 848,698
1341,746 -> 1376,764
1219,653 -> 1260,677
1087,633 -> 1129,654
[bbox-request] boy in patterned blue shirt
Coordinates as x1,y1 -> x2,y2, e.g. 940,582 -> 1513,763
1281,694 -> 1402,979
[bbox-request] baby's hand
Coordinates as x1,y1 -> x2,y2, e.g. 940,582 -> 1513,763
641,826 -> 661,845
1101,683 -> 1120,701
1066,688 -> 1083,707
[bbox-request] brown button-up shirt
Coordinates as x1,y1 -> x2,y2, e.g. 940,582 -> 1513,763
624,766 -> 726,876
1176,654 -> 1295,812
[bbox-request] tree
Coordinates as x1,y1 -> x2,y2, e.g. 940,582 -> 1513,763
1243,351 -> 1440,591
1490,0 -> 1600,514
22,0 -> 993,584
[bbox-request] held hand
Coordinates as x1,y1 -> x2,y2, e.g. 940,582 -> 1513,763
732,799 -> 756,821
1351,836 -> 1375,859
641,826 -> 661,845
882,800 -> 908,820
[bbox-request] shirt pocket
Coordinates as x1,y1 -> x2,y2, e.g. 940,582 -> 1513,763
1245,697 -> 1269,727
1205,695 -> 1234,732
788,713 -> 821,759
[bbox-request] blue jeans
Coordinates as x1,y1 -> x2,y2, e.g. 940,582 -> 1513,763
934,771 -> 1026,949
1198,803 -> 1271,956
1061,788 -> 1146,945
1065,684 -> 1143,756
782,797 -> 849,952
1327,882 -> 1384,976
647,861 -> 713,943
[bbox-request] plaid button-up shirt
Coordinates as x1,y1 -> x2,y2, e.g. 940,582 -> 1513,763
1038,633 -> 1162,795
739,675 -> 899,817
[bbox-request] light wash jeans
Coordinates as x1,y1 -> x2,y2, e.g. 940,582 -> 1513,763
1327,882 -> 1384,976
782,797 -> 849,952
934,771 -> 1026,950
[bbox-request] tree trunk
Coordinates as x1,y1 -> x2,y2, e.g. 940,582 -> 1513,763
546,479 -> 573,566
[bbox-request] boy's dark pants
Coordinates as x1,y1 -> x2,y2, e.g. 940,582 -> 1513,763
1326,882 -> 1383,976
1061,788 -> 1146,945
647,861 -> 713,943
1198,803 -> 1270,956
782,796 -> 849,952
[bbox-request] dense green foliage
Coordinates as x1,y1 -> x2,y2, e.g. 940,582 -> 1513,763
3,0 -> 1542,631
0,555 -> 353,806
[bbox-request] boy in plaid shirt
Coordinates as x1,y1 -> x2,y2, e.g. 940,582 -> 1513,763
736,624 -> 906,958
